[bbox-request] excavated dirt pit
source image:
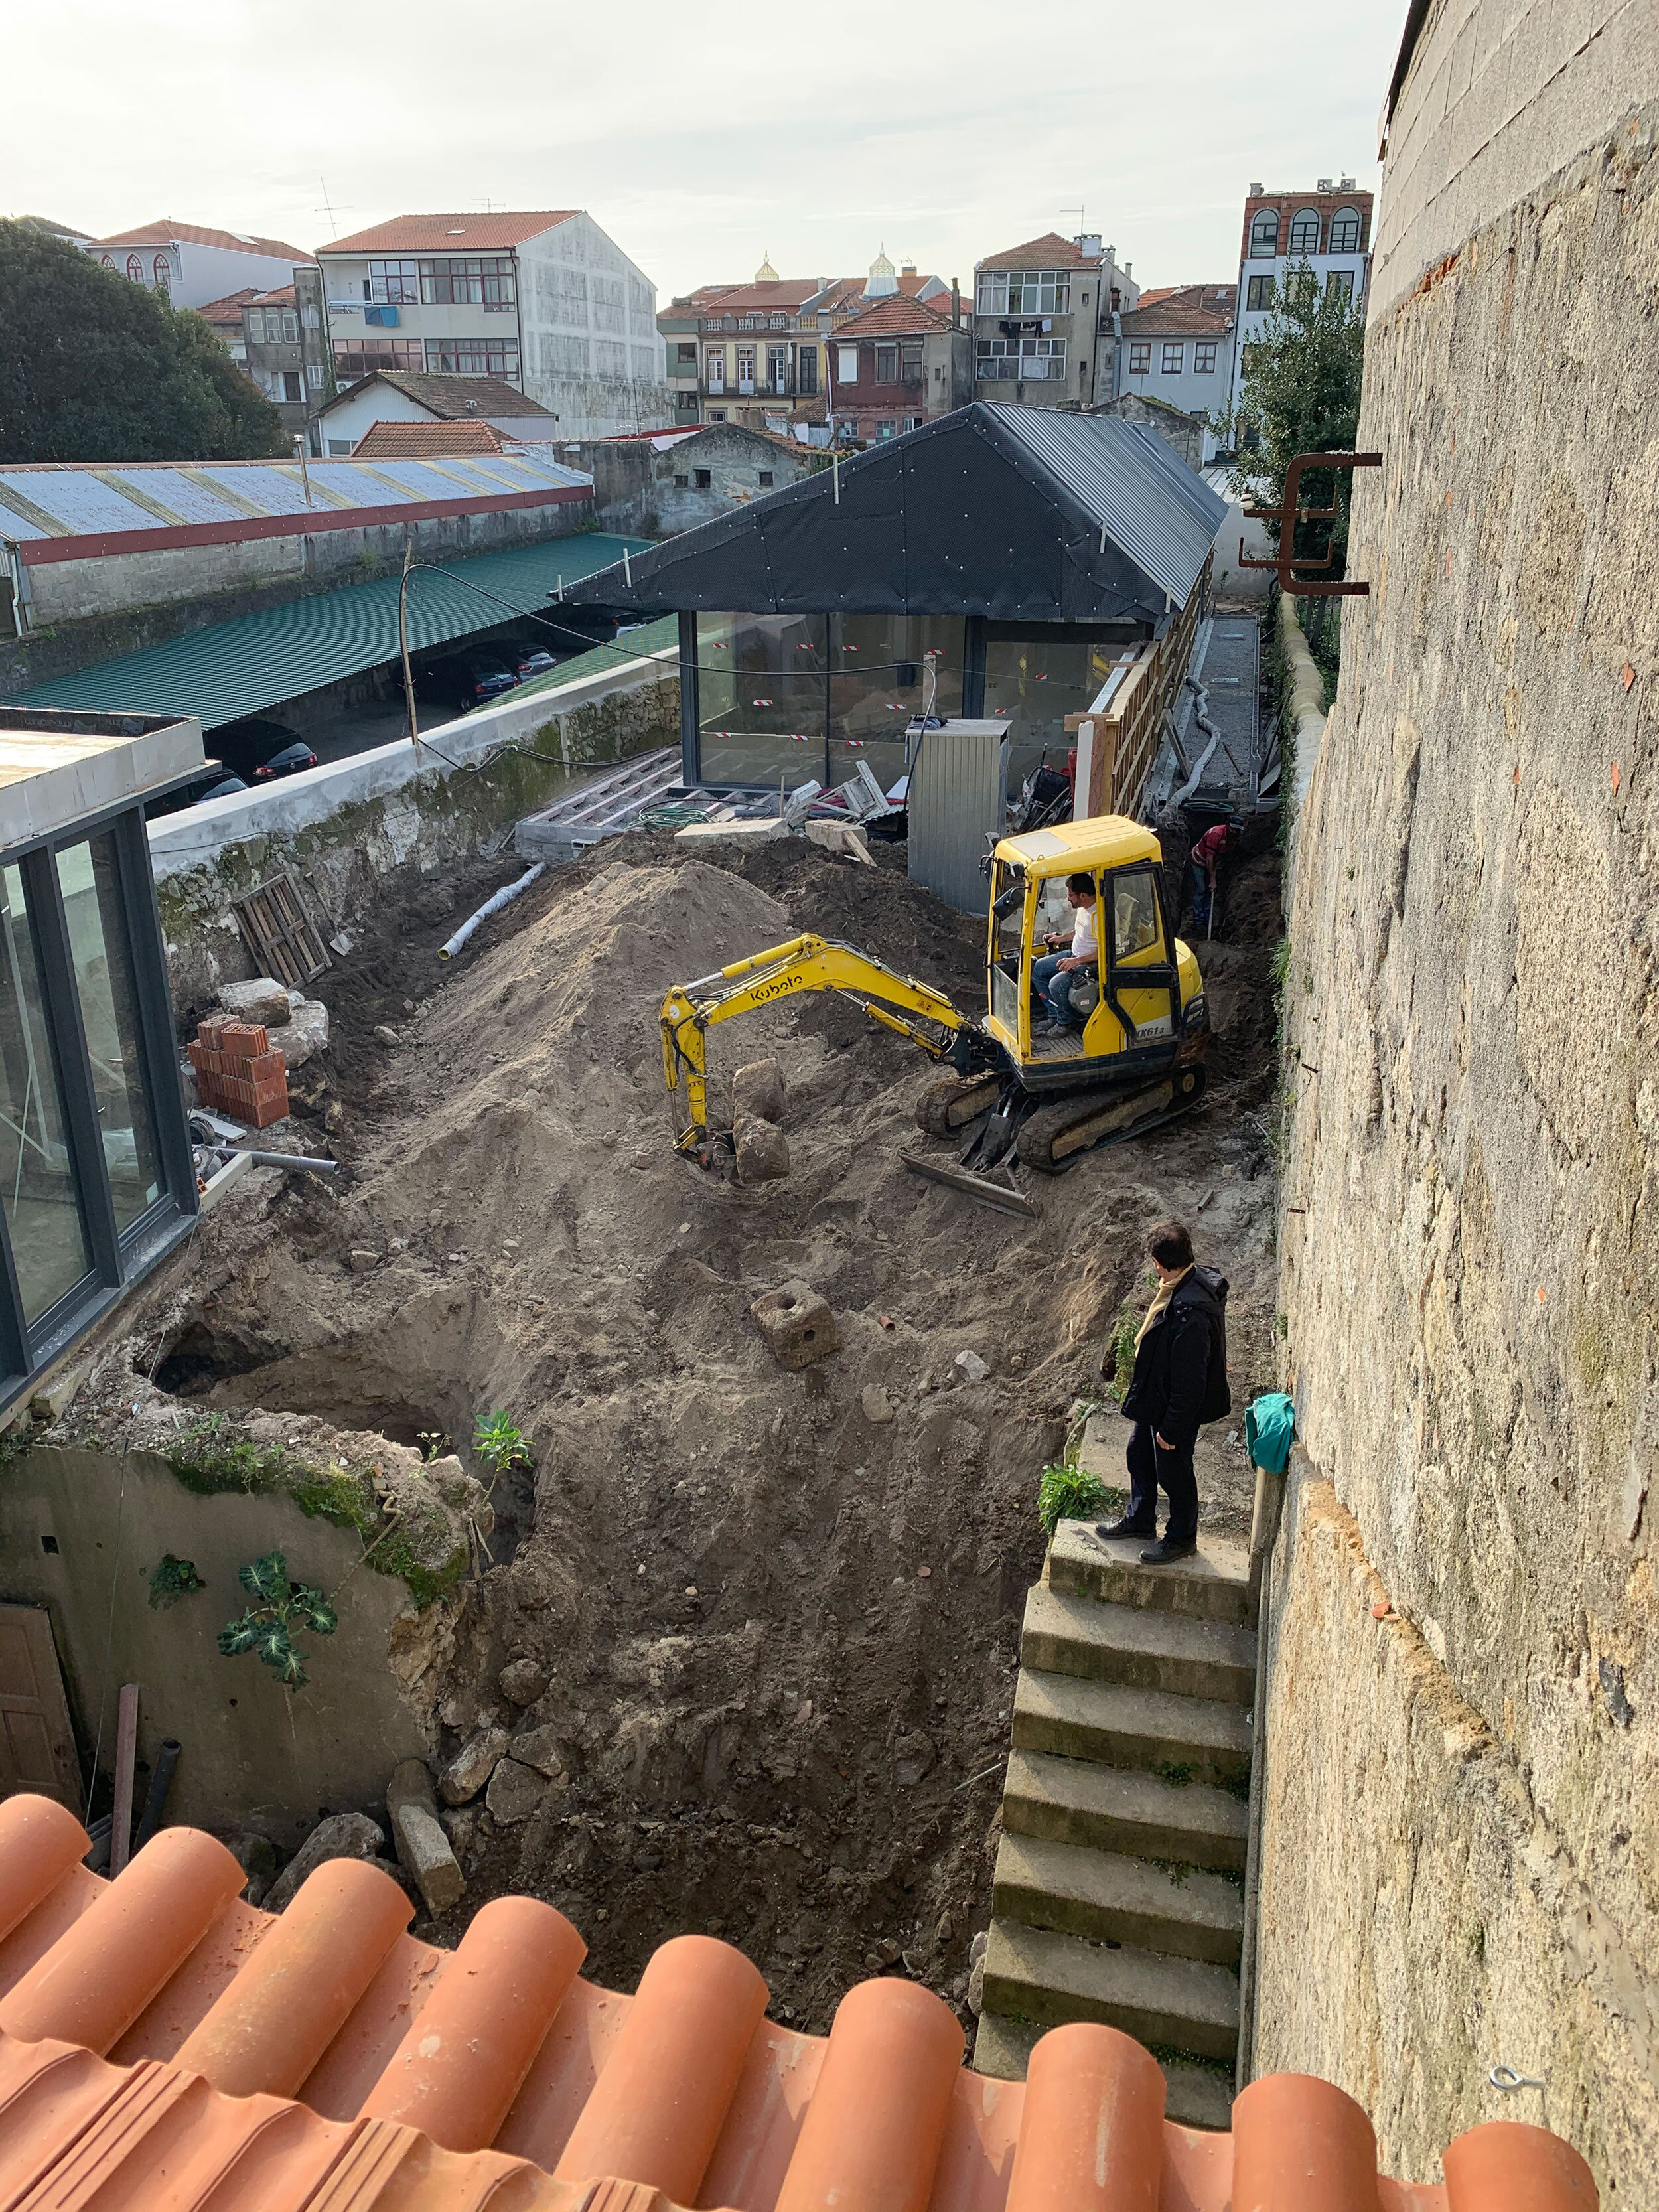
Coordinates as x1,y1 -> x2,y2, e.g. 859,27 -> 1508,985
85,825 -> 1281,2033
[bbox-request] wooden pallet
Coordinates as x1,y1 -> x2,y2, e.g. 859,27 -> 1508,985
230,873 -> 331,992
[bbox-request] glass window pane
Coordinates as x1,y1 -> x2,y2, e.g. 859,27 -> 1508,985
0,866 -> 91,1323
1112,869 -> 1161,958
697,614 -> 828,788
984,633 -> 1127,793
828,615 -> 964,794
55,838 -> 163,1236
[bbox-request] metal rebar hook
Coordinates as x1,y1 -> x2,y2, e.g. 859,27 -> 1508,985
1489,2063 -> 1548,2097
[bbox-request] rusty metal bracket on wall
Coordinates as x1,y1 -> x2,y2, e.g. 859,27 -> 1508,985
1239,450 -> 1382,595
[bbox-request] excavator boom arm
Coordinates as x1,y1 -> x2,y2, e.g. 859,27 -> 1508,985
660,933 -> 970,1149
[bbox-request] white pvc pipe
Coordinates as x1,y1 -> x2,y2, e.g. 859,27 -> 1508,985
438,863 -> 545,958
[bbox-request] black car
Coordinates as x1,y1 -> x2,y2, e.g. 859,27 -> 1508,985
214,718 -> 319,782
143,767 -> 250,820
413,651 -> 520,713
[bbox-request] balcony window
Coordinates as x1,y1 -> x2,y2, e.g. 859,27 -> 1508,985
737,348 -> 756,393
366,258 -> 419,305
768,346 -> 788,391
798,345 -> 819,395
419,256 -> 516,309
423,337 -> 521,377
705,350 -> 725,390
334,337 -> 424,374
975,269 -> 1071,315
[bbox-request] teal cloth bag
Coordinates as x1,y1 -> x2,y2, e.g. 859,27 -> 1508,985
1245,1392 -> 1296,1474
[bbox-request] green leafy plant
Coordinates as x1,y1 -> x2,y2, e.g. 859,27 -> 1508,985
147,1554 -> 204,1609
473,1410 -> 532,1476
1106,1300 -> 1142,1402
1038,1461 -> 1110,1540
417,1428 -> 450,1463
217,1550 -> 338,1689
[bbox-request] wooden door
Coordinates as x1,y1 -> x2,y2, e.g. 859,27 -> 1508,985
0,1603 -> 80,1807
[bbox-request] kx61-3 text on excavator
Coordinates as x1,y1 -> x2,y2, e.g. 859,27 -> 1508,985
659,814 -> 1207,1189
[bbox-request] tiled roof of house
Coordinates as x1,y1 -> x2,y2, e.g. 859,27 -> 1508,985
830,295 -> 954,339
322,212 -> 579,254
352,418 -> 510,457
92,220 -> 311,259
977,232 -> 1099,271
0,1797 -> 1596,2212
684,274 -> 945,321
252,283 -> 297,309
1120,287 -> 1236,335
192,288 -> 263,329
318,372 -> 560,423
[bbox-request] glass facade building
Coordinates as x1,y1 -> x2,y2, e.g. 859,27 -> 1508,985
0,711 -> 201,1404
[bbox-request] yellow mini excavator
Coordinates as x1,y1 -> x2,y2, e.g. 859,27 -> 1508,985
659,814 -> 1208,1191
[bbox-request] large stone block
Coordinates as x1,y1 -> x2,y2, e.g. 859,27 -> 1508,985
751,1282 -> 839,1370
386,1757 -> 465,1916
731,1057 -> 785,1126
734,1116 -> 790,1185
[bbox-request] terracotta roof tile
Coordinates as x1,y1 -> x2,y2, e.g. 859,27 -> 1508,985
1119,292 -> 1235,336
352,419 -> 510,457
319,372 -> 559,423
977,232 -> 1099,271
92,219 -> 311,259
192,288 -> 263,328
321,212 -> 579,254
829,295 -> 953,338
0,1796 -> 1599,2212
252,283 -> 297,309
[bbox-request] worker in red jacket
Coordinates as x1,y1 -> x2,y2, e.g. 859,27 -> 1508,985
1190,820 -> 1240,930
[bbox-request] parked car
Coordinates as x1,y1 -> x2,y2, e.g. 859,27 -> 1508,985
143,767 -> 250,820
413,651 -> 520,713
515,648 -> 557,680
213,718 -> 319,782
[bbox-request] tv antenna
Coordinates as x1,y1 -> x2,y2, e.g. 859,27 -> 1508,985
315,178 -> 353,240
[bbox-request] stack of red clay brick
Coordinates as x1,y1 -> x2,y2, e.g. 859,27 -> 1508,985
190,1015 -> 289,1128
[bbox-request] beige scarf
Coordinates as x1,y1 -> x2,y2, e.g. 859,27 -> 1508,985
1135,1264 -> 1192,1348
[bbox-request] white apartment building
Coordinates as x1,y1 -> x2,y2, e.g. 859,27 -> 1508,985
83,221 -> 312,309
1227,181 -> 1373,413
314,210 -> 670,442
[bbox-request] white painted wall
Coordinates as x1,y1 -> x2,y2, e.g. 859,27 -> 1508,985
87,239 -> 305,310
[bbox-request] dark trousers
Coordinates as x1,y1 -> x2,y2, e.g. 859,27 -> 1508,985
1124,1420 -> 1198,1544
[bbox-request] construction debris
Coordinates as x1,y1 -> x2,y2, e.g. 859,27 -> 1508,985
264,1810 -> 384,1913
751,1282 -> 840,1369
386,1758 -> 466,1915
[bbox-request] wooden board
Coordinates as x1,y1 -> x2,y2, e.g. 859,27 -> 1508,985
0,1603 -> 80,1808
230,873 -> 331,992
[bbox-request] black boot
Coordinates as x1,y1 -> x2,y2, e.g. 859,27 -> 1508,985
1139,1536 -> 1197,1566
1095,1516 -> 1155,1543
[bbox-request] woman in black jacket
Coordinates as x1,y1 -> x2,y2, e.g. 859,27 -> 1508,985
1096,1219 -> 1230,1564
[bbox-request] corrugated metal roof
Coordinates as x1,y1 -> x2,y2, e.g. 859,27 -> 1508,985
983,408 -> 1228,607
0,454 -> 589,544
9,534 -> 650,731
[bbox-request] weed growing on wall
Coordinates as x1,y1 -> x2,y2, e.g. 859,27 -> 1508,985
218,1550 -> 338,1689
147,1554 -> 204,1609
473,1410 -> 532,1477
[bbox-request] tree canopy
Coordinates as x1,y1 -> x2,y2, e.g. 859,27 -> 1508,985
1212,261 -> 1366,572
0,220 -> 287,465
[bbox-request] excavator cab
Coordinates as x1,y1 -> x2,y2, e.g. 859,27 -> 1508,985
983,818 -> 1206,1085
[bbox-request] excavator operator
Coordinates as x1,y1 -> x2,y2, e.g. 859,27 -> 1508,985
1030,873 -> 1099,1037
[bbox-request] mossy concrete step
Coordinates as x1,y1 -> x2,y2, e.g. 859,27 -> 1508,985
970,2008 -> 1234,2131
1013,1667 -> 1251,1785
1001,1747 -> 1248,1870
1021,1582 -> 1256,1706
993,1830 -> 1243,1965
981,1917 -> 1240,2062
1049,1518 -> 1252,1625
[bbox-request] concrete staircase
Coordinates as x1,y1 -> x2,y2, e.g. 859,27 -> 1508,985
972,1519 -> 1255,2131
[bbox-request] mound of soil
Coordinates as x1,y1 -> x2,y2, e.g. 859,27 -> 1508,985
103,827 -> 1281,2031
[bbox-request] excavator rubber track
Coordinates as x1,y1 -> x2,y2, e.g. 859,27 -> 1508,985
914,1072 -> 1004,1138
1015,1065 -> 1206,1173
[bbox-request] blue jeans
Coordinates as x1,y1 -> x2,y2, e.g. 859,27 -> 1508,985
1190,863 -> 1214,928
1031,954 -> 1081,1027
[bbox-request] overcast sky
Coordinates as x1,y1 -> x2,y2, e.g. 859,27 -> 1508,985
6,0 -> 1403,301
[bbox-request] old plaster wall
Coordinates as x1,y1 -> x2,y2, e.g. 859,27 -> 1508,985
1,1445 -> 427,1842
1260,27 -> 1659,2195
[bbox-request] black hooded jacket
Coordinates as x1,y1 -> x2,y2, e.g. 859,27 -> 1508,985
1119,1266 -> 1230,1448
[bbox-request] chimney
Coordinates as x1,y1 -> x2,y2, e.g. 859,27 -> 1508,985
1104,244 -> 1115,265
1248,182 -> 1263,196
1124,261 -> 1132,280
951,277 -> 960,329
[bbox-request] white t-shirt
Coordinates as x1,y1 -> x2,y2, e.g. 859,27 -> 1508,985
1071,901 -> 1098,959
